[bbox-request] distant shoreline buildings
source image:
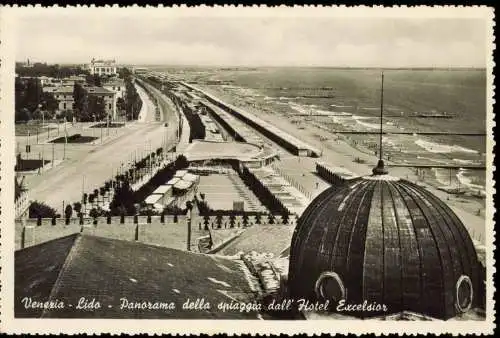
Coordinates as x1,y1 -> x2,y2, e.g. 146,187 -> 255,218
16,58 -> 124,119
87,58 -> 117,76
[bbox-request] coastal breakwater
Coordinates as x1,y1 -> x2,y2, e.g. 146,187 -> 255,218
181,82 -> 321,157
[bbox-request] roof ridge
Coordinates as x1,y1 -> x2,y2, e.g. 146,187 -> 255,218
40,234 -> 82,318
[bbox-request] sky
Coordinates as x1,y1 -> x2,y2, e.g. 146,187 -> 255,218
14,8 -> 489,68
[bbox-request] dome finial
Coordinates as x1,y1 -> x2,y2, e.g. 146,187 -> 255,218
372,159 -> 388,175
373,71 -> 388,176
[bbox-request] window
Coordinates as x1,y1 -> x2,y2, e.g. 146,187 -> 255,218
108,104 -> 112,110
455,275 -> 473,313
63,103 -> 67,109
315,271 -> 346,303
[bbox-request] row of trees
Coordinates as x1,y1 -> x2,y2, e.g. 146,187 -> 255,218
144,75 -> 205,142
171,95 -> 206,142
16,63 -> 89,78
110,155 -> 189,216
15,77 -> 59,122
118,68 -> 143,120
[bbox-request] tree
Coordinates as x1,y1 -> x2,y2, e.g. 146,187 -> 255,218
29,201 -> 57,218
116,97 -> 126,115
40,91 -> 59,114
88,95 -> 106,121
15,77 -> 42,118
186,200 -> 193,213
175,154 -> 189,170
58,110 -> 74,122
109,179 -> 136,216
73,202 -> 82,214
15,108 -> 31,122
73,83 -> 89,121
99,187 -> 106,200
65,204 -> 73,219
89,208 -> 100,219
16,63 -> 89,78
85,74 -> 102,87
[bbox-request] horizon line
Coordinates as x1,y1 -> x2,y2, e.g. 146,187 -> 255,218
14,61 -> 487,71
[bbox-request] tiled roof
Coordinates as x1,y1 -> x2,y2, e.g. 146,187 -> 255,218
85,86 -> 114,95
216,225 -> 295,257
103,80 -> 125,86
51,86 -> 74,94
15,234 -> 260,319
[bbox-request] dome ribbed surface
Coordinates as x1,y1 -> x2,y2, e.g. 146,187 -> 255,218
289,177 -> 480,319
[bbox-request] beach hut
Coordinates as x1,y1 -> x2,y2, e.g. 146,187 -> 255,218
144,194 -> 164,208
174,170 -> 188,179
173,179 -> 193,196
166,177 -> 181,186
153,185 -> 173,200
182,173 -> 200,185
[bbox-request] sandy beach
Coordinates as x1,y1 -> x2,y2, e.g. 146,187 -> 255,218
196,84 -> 486,245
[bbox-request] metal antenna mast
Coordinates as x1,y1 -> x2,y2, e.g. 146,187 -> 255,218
372,71 -> 388,175
379,71 -> 384,162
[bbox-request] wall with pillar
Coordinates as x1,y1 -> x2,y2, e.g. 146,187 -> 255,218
15,213 -> 297,251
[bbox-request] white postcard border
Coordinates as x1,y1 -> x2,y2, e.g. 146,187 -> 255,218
0,5 -> 496,335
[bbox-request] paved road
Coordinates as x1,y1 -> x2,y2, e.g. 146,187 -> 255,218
22,83 -> 181,214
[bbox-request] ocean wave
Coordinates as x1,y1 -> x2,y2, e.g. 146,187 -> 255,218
289,103 -> 310,114
330,104 -> 352,108
457,169 -> 485,193
330,115 -> 353,125
453,158 -> 478,165
416,156 -> 449,164
315,109 -> 351,116
415,139 -> 479,154
353,115 -> 379,129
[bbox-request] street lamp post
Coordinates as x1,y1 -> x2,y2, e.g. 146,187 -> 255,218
27,131 -> 31,160
186,201 -> 193,251
63,117 -> 67,160
41,142 -> 45,170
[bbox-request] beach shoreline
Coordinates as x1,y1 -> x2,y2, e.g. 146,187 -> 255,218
196,83 -> 486,245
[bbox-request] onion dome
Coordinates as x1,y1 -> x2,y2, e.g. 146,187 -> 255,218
288,160 -> 480,319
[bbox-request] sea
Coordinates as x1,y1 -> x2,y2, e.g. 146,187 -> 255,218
152,66 -> 488,196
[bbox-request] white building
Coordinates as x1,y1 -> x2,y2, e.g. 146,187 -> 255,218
102,79 -> 125,118
88,59 -> 117,76
103,79 -> 125,99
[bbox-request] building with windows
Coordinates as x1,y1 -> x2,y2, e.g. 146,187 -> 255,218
88,58 -> 117,76
48,86 -> 74,112
102,79 -> 125,118
102,79 -> 125,98
85,86 -> 116,118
